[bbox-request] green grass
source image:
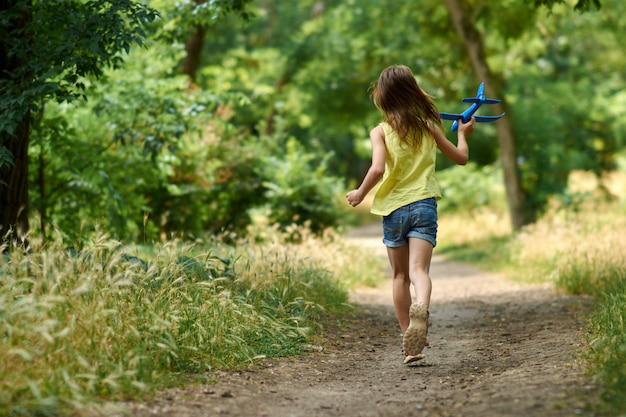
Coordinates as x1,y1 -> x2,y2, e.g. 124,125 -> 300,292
0,231 -> 359,416
436,235 -> 512,272
585,271 -> 626,415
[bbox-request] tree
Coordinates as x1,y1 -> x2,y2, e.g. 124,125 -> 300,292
444,0 -> 531,228
155,0 -> 254,82
443,0 -> 605,229
0,0 -> 158,247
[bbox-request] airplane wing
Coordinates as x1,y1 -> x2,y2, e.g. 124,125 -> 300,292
474,113 -> 505,122
462,98 -> 500,104
439,112 -> 463,120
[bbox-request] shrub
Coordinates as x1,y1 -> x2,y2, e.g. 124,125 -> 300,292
260,137 -> 345,236
436,162 -> 506,214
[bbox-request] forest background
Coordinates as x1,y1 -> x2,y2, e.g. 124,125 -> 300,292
1,0 -> 626,416
2,0 -> 624,243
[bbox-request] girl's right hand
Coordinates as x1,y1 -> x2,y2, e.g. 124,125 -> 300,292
458,117 -> 476,136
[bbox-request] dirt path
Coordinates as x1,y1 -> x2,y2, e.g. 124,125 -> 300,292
120,231 -> 599,417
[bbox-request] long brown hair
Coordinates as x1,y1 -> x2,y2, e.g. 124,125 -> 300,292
371,65 -> 443,148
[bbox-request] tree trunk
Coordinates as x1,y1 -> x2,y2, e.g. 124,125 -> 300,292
0,114 -> 31,247
1,0 -> 31,248
182,25 -> 206,83
444,0 -> 532,230
37,145 -> 47,239
182,0 -> 207,84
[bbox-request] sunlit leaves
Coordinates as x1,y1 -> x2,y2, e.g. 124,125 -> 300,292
147,0 -> 254,42
1,0 -> 159,142
532,0 -> 601,12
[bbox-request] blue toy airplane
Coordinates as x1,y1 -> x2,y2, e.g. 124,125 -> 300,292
439,82 -> 505,131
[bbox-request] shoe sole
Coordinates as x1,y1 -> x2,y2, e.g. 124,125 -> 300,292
402,301 -> 429,359
403,353 -> 425,364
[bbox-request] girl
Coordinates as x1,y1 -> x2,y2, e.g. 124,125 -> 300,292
346,65 -> 475,364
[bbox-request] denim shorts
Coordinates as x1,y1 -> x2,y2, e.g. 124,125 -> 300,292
382,198 -> 438,248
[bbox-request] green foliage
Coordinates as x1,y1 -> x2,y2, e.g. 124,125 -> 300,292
532,0 -> 601,12
585,273 -> 626,415
501,1 -> 626,216
263,138 -> 342,233
24,2 -> 351,242
31,104 -> 344,244
29,36 -> 347,242
13,0 -> 626,243
198,0 -> 456,180
81,49 -> 262,239
30,99 -> 153,241
147,0 -> 255,42
0,0 -> 158,146
149,125 -> 268,239
0,147 -> 15,186
436,163 -> 506,214
551,247 -> 626,414
192,0 -> 624,227
0,234 -> 349,416
261,137 -> 344,236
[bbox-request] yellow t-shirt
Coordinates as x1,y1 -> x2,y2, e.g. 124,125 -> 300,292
370,122 -> 441,216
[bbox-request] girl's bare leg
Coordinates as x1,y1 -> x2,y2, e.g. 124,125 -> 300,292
386,245 -> 412,333
396,238 -> 433,361
387,238 -> 433,332
407,237 -> 433,308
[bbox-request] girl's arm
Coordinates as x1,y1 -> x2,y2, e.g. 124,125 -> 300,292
432,118 -> 475,166
346,124 -> 386,207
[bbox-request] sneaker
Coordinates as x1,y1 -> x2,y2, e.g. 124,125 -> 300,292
402,301 -> 429,361
403,353 -> 425,364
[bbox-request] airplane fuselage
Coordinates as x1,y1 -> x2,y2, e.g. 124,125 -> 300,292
440,82 -> 505,132
452,103 -> 482,131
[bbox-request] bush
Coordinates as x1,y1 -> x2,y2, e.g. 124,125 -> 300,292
436,162 -> 506,214
28,34 -> 348,244
260,137 -> 345,236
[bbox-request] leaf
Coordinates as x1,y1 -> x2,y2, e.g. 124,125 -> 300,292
0,146 -> 15,168
9,348 -> 33,361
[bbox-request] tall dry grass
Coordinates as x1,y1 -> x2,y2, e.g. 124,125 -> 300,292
0,226 -> 375,417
